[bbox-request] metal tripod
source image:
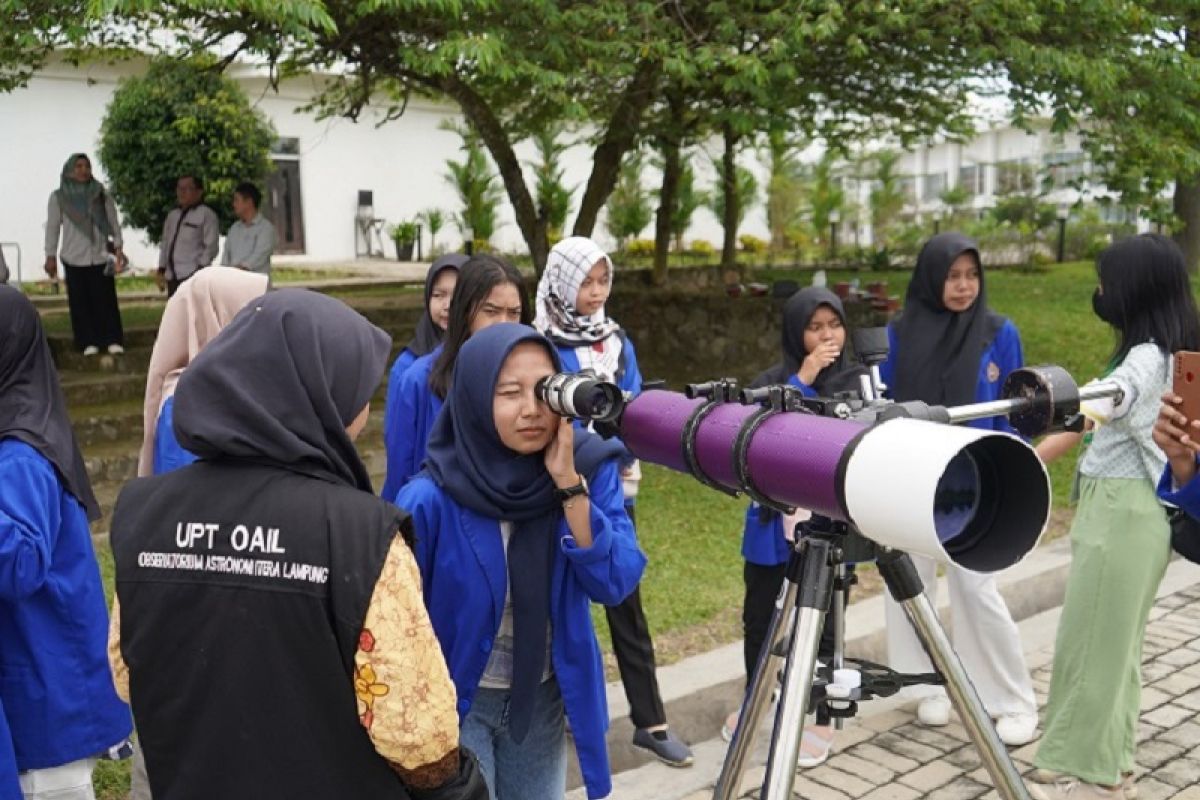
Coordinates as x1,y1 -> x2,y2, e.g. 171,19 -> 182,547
714,515 -> 1032,800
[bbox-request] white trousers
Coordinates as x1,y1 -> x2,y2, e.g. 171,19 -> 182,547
884,555 -> 1036,717
18,758 -> 95,800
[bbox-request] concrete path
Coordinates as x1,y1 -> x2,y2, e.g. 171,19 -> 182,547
574,556 -> 1200,799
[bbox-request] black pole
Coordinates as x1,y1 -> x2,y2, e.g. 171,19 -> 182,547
1056,218 -> 1067,263
829,221 -> 837,260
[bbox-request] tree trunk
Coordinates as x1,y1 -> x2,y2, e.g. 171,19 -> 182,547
720,123 -> 740,276
1174,175 -> 1200,274
441,76 -> 550,272
572,59 -> 661,238
653,137 -> 681,287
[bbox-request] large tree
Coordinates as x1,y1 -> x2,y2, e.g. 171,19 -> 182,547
98,56 -> 275,240
998,1 -> 1200,269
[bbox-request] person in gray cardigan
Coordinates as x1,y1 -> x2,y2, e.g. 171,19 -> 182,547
221,182 -> 275,274
44,153 -> 126,355
157,174 -> 219,297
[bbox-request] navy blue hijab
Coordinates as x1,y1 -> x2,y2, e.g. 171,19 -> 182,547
407,254 -> 467,358
174,289 -> 391,493
423,322 -> 622,742
0,286 -> 100,519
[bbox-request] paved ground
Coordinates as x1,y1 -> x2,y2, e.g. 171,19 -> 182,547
587,558 -> 1200,800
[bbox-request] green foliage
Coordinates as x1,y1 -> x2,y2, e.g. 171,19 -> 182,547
388,220 -> 418,245
707,160 -> 757,230
808,151 -> 844,244
97,57 -> 275,242
739,234 -> 768,254
762,130 -> 807,255
420,207 -> 445,252
666,160 -> 706,252
686,239 -> 715,256
443,124 -> 503,245
526,126 -> 574,240
868,150 -> 907,250
605,151 -> 652,246
624,238 -> 656,258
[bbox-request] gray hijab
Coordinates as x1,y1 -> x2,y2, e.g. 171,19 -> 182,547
173,289 -> 392,492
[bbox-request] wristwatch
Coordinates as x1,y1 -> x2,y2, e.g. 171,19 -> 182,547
555,475 -> 589,504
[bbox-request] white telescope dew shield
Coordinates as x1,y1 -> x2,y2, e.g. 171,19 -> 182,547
619,390 -> 1050,572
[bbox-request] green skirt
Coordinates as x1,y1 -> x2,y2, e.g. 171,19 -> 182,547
1034,475 -> 1171,785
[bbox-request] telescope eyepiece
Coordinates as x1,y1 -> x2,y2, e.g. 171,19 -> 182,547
535,372 -> 625,423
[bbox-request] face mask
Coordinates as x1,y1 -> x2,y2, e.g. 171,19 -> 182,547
1092,288 -> 1119,325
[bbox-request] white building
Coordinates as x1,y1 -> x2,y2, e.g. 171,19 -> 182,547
835,122 -> 1139,247
0,54 -> 755,283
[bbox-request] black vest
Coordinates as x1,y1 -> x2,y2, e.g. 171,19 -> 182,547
111,460 -> 411,800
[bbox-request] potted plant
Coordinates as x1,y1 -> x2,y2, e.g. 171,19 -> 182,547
388,220 -> 419,261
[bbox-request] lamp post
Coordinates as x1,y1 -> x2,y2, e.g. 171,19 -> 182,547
933,210 -> 943,235
1056,204 -> 1070,263
829,209 -> 841,261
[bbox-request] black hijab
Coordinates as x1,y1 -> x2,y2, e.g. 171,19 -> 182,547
751,287 -> 863,395
892,233 -> 1007,406
173,289 -> 391,492
407,254 -> 467,358
0,286 -> 100,519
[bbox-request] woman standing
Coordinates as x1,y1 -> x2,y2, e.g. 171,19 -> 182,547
0,286 -> 132,798
44,153 -> 126,355
532,236 -> 692,766
396,323 -> 645,800
724,286 -> 863,765
879,232 -> 1038,746
382,254 -> 465,501
1031,235 -> 1200,800
108,289 -> 488,799
385,254 -> 528,496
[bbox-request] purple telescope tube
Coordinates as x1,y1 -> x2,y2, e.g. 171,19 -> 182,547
619,389 -> 865,520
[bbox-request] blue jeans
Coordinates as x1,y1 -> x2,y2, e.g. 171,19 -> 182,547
460,679 -> 567,800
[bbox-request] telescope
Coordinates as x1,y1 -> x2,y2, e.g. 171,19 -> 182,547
617,364 -> 1120,573
535,371 -> 624,423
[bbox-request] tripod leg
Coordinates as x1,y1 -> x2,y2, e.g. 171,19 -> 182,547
713,578 -> 799,800
759,536 -> 837,800
878,549 -> 1032,800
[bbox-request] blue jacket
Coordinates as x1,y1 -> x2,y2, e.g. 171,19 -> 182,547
879,319 -> 1025,435
0,703 -> 18,800
741,374 -> 815,566
395,460 -> 645,800
381,347 -> 419,498
383,348 -> 443,500
153,395 -> 198,475
1158,458 -> 1200,517
0,439 -> 131,771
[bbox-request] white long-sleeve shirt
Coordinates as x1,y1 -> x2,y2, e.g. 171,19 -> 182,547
45,190 -> 124,266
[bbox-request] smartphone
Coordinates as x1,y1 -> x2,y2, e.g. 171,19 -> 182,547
1173,351 -> 1200,424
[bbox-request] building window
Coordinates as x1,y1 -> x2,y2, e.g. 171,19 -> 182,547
1044,151 -> 1088,189
898,176 -> 918,204
923,172 -> 946,201
996,160 -> 1035,194
959,164 -> 981,196
272,137 -> 301,156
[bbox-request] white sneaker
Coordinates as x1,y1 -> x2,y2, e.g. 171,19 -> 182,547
1029,778 -> 1122,799
916,695 -> 951,726
994,712 -> 1038,746
106,343 -> 125,355
82,345 -> 100,356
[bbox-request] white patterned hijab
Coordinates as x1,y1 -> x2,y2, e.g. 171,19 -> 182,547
534,236 -> 621,347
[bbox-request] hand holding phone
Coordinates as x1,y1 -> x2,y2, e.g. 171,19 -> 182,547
1173,351 -> 1200,424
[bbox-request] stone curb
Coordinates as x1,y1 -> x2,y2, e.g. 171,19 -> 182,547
568,536 -> 1076,790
